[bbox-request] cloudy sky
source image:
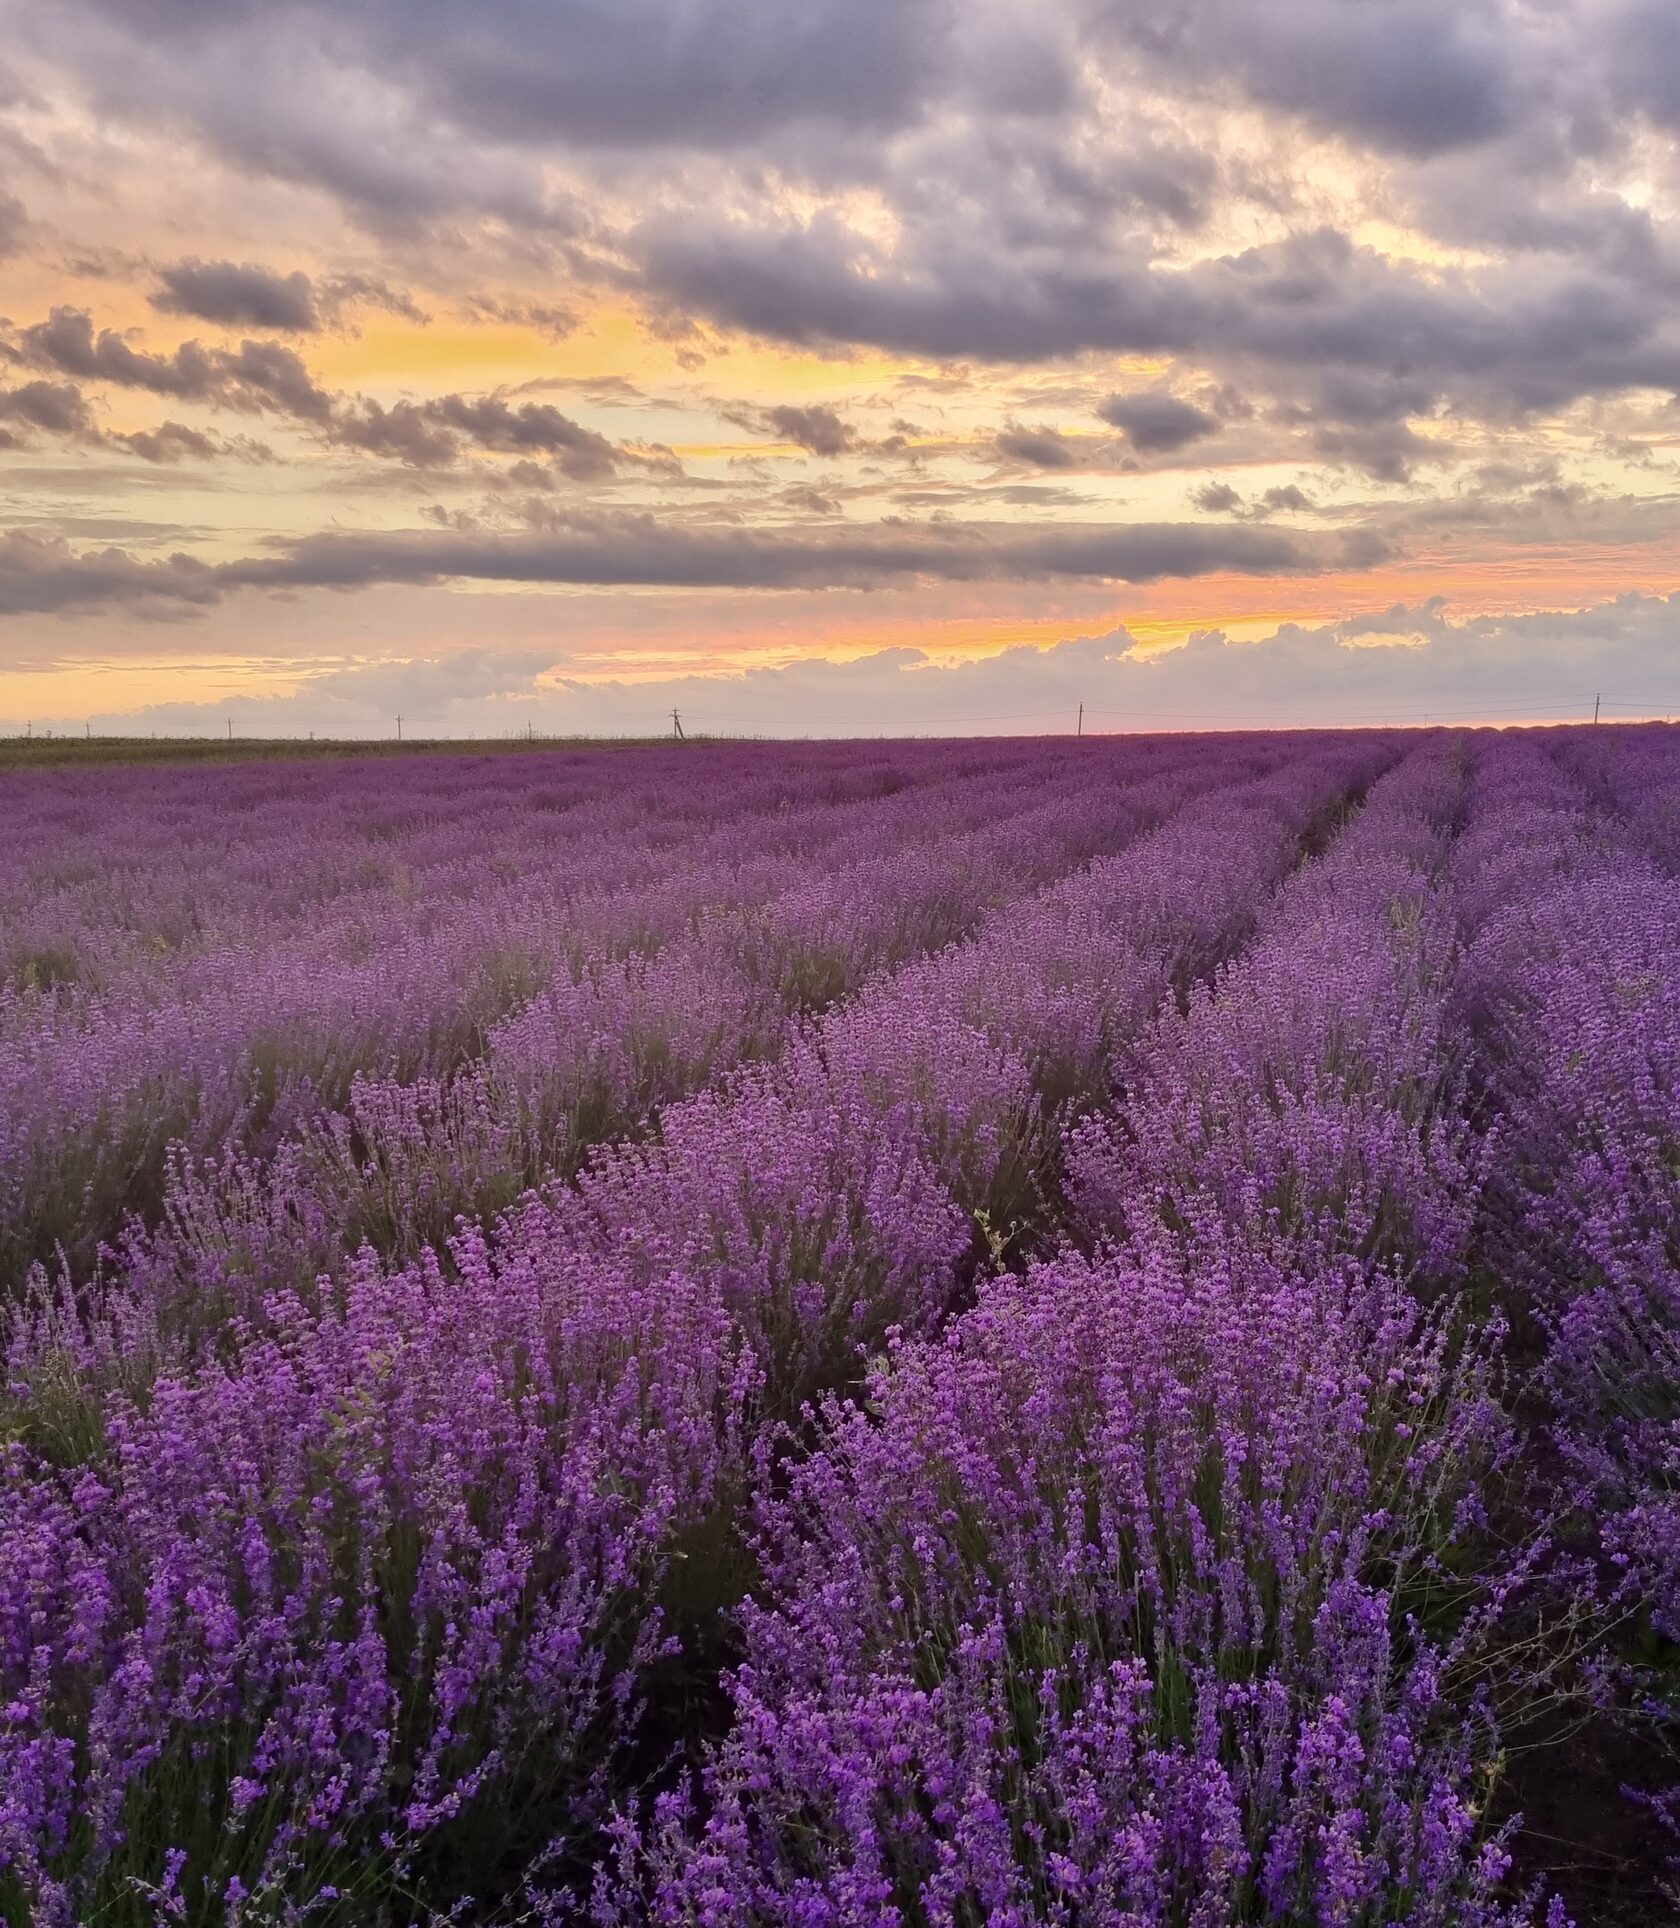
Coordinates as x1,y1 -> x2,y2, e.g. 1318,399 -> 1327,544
2,0 -> 1678,734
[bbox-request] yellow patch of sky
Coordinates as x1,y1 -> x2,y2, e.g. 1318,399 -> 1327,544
1347,220 -> 1497,272
1,653 -> 310,722
310,299 -> 919,401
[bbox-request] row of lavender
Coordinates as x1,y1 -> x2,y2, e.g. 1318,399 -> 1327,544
629,725 -> 1678,1927
1,734 -> 1385,1921
606,739 -> 1552,1924
3,738 -> 1221,1279
1455,739 -> 1680,1648
3,726 -> 1673,1922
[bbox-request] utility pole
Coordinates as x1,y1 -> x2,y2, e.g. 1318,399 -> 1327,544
672,708 -> 685,741
396,714 -> 403,742
227,718 -> 232,741
1594,693 -> 1601,724
1077,703 -> 1083,737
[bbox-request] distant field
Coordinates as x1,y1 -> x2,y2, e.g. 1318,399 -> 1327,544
0,731 -> 681,770
2,728 -> 1675,1925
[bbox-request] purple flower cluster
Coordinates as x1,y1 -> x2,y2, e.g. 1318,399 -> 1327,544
611,744 -> 1550,1925
1,741 -> 1164,1278
3,736 -> 1387,1918
9,727 -> 1664,1920
1454,738 -> 1680,1641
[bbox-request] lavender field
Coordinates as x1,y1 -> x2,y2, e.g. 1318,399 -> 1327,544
2,729 -> 1676,1925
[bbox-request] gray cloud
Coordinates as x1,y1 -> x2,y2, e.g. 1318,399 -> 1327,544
1193,479 -> 1320,519
0,530 -> 219,615
5,0 -> 1679,712
15,0 -> 1680,446
217,514 -> 1337,596
629,201 -> 1680,433
993,423 -> 1076,468
1192,480 -> 1242,514
716,399 -> 920,464
329,399 -> 459,467
759,403 -> 855,457
330,393 -> 659,475
1098,390 -> 1217,454
1612,0 -> 1680,133
16,306 -> 334,418
57,592 -> 1680,739
0,379 -> 96,437
1259,484 -> 1314,515
1103,0 -> 1518,159
41,0 -> 956,154
0,189 -> 26,258
151,263 -> 428,334
8,306 -> 658,475
152,258 -> 319,331
0,511 -> 1367,617
462,296 -> 579,341
114,419 -> 226,462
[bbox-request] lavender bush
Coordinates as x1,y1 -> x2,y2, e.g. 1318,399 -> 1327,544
5,729 -> 1668,1922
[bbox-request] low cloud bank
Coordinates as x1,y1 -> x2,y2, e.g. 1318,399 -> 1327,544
31,592 -> 1678,738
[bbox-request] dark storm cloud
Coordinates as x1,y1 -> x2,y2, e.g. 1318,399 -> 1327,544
152,258 -> 319,331
1195,231 -> 1680,414
1097,391 -> 1217,454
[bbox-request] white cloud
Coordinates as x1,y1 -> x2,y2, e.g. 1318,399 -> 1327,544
39,591 -> 1677,738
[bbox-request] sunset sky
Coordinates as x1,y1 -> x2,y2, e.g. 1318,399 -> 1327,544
2,0 -> 1678,734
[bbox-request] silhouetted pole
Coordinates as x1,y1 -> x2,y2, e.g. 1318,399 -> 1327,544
1594,693 -> 1601,724
227,718 -> 232,741
672,708 -> 685,740
1077,703 -> 1083,737
396,714 -> 403,741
